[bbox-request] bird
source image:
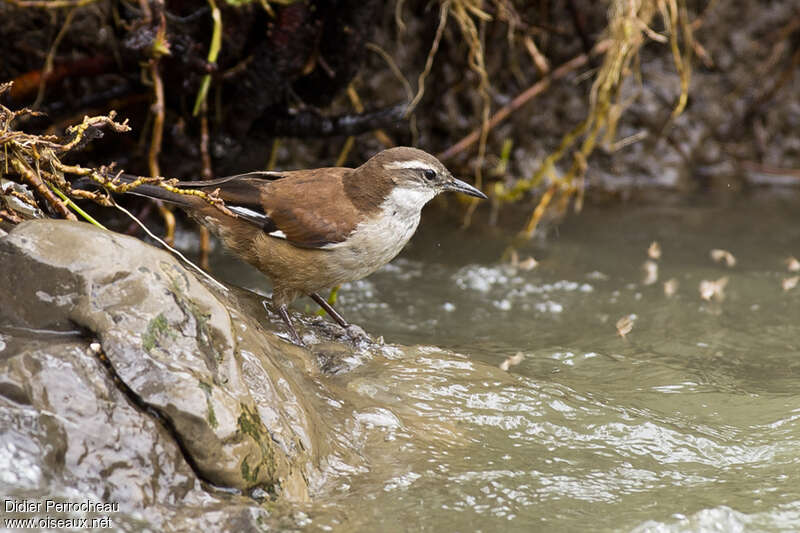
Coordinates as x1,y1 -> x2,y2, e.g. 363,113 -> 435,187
99,147 -> 487,342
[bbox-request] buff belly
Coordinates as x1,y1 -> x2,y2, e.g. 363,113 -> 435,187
200,189 -> 425,305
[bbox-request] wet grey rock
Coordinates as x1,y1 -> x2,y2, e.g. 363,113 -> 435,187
0,335 -> 276,530
0,219 -> 361,527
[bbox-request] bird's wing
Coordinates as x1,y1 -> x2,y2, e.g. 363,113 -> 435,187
175,175 -> 282,230
193,168 -> 360,249
258,168 -> 361,249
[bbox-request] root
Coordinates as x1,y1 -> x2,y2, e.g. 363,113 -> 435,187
0,83 -> 232,227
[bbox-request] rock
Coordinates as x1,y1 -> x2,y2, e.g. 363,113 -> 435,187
0,220 -> 340,506
0,335 -> 275,530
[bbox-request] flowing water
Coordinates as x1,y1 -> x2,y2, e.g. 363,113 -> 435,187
212,191 -> 800,531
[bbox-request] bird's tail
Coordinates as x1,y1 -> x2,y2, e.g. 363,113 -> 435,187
71,174 -> 199,208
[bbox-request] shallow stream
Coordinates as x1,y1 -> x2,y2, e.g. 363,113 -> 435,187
215,190 -> 800,532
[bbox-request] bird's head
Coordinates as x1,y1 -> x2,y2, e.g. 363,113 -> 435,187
361,147 -> 487,210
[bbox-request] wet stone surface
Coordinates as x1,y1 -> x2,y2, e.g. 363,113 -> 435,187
0,219 -> 378,529
0,334 -> 278,530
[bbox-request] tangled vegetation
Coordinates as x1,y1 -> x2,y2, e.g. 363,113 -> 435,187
4,0 -> 787,245
0,83 -> 231,229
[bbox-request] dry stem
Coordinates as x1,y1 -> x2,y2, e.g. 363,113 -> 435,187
0,82 -> 233,227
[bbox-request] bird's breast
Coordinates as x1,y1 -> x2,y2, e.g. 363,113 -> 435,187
327,203 -> 422,281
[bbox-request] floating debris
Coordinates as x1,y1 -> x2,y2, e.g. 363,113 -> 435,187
642,260 -> 659,285
648,241 -> 662,260
586,271 -> 610,281
616,314 -> 636,338
782,276 -> 799,292
499,352 -> 525,371
710,249 -> 736,267
517,257 -> 539,271
494,299 -> 512,311
509,249 -> 539,271
663,278 -> 679,297
699,276 -> 729,301
786,256 -> 800,272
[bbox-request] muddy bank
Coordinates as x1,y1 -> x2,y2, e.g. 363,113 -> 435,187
2,0 -> 797,193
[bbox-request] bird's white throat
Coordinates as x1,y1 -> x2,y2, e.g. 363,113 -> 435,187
384,184 -> 436,215
351,184 -> 433,247
318,184 -> 431,281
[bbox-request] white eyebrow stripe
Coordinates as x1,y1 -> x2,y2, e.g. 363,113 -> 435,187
383,160 -> 436,171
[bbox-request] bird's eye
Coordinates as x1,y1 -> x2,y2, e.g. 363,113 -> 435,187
423,169 -> 436,181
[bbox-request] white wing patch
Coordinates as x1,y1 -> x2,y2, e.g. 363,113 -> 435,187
316,240 -> 346,249
229,205 -> 269,222
269,229 -> 288,240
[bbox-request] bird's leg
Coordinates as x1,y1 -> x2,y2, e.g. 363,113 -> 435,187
310,292 -> 369,341
310,292 -> 350,328
277,304 -> 303,344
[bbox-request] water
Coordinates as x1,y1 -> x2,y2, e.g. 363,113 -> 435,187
211,191 -> 800,531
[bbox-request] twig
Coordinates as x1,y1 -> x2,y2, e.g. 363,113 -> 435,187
11,158 -> 76,220
197,106 -> 213,273
52,161 -> 234,215
267,139 -> 280,170
365,42 -> 414,102
406,2 -> 448,115
663,0 -> 693,119
8,189 -> 39,208
449,0 -> 492,188
146,9 -> 175,245
192,0 -> 222,116
740,161 -> 800,179
0,83 -> 232,233
346,84 -> 393,148
13,112 -> 131,154
438,39 -> 611,161
394,0 -> 406,33
0,209 -> 24,224
199,106 -> 213,179
520,181 -> 557,238
689,0 -> 719,31
148,62 -> 165,177
523,35 -> 550,75
335,136 -> 354,167
50,184 -> 107,229
1,84 -> 135,222
33,5 -> 80,109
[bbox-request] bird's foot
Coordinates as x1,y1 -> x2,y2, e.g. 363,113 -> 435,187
288,329 -> 305,346
310,292 -> 372,344
276,304 -> 305,346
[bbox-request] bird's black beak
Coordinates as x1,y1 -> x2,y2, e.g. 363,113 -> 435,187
444,177 -> 488,199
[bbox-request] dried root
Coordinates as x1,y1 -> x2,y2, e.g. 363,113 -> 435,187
0,82 -> 232,228
510,0 -> 694,238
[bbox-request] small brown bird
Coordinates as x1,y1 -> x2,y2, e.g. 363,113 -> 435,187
108,147 -> 486,342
